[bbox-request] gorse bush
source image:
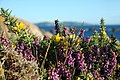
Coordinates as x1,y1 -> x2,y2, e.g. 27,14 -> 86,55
0,8 -> 120,80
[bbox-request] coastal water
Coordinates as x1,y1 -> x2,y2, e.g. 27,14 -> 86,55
37,25 -> 120,40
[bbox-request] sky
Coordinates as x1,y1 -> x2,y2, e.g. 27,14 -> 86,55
0,0 -> 120,24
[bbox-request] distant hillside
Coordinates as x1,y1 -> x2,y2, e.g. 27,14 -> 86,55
35,21 -> 93,27
62,21 -> 93,26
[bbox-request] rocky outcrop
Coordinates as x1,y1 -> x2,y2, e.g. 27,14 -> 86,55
0,16 -> 53,38
17,18 -> 53,38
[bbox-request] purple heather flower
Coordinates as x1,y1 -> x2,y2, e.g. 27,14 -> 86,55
16,43 -> 35,61
92,45 -> 100,54
88,64 -> 92,69
63,30 -> 70,36
67,55 -> 75,67
86,36 -> 91,44
65,50 -> 75,67
78,29 -> 85,39
43,35 -> 47,40
49,62 -> 72,80
65,69 -> 72,80
92,69 -> 103,80
76,52 -> 87,74
33,37 -> 39,46
56,62 -> 65,74
20,42 -> 24,50
100,46 -> 117,78
55,20 -> 60,34
16,41 -> 25,55
24,46 -> 35,61
0,36 -> 10,49
63,26 -> 70,36
48,68 -> 60,80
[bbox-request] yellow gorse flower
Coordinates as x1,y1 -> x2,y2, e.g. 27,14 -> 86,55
61,36 -> 65,42
12,44 -> 16,49
55,33 -> 61,42
70,33 -> 75,39
63,41 -> 69,50
86,73 -> 94,80
13,22 -> 24,32
118,64 -> 120,69
13,27 -> 18,31
77,77 -> 82,80
19,22 -> 24,29
103,31 -> 107,38
76,39 -> 80,44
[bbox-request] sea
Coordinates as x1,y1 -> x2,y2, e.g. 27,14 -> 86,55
36,25 -> 120,40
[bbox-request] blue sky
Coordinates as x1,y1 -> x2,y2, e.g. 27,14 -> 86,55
0,0 -> 120,24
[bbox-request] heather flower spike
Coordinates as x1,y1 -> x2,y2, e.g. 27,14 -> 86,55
78,29 -> 85,39
55,19 -> 60,34
86,36 -> 91,44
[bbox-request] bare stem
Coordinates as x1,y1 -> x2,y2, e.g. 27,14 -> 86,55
40,41 -> 51,69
